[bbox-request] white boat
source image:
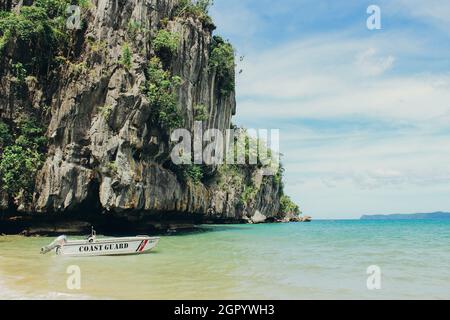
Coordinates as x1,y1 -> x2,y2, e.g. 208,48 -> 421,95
40,228 -> 160,257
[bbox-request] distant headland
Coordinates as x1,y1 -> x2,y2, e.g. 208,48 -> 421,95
361,212 -> 450,220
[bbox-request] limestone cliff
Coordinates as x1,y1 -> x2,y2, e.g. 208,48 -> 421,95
0,0 -> 298,234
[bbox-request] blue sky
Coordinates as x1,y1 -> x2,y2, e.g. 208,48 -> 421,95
210,0 -> 450,219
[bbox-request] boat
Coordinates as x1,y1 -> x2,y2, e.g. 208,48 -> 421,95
40,227 -> 160,257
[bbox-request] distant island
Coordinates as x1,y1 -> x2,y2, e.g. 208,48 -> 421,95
361,212 -> 450,220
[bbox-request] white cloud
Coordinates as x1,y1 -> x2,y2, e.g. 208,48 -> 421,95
235,33 -> 450,123
355,48 -> 395,76
238,74 -> 450,123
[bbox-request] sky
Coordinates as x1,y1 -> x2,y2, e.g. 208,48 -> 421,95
210,0 -> 450,219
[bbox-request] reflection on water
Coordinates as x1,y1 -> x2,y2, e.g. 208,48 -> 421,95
1,220 -> 450,300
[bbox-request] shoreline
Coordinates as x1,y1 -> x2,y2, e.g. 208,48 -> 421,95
0,213 -> 310,237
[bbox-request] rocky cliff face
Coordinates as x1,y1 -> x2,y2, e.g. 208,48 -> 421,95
0,0 -> 295,234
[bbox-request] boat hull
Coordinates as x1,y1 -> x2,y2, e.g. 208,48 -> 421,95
58,237 -> 160,257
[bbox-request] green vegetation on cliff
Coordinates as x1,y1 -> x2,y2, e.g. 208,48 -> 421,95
0,121 -> 12,147
240,185 -> 257,206
153,29 -> 180,56
176,0 -> 215,28
0,0 -> 87,75
0,2 -> 61,200
151,28 -> 180,68
0,119 -> 47,198
182,164 -> 205,184
11,62 -> 27,84
140,24 -> 184,131
119,43 -> 133,69
209,35 -> 235,96
145,57 -> 183,131
194,104 -> 209,121
280,195 -> 300,215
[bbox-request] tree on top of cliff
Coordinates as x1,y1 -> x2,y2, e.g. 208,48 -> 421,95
175,0 -> 215,29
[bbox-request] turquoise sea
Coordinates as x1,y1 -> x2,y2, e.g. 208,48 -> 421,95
1,220 -> 449,299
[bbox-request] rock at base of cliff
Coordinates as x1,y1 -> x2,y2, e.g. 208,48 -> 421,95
279,213 -> 312,223
301,215 -> 312,222
250,211 -> 267,224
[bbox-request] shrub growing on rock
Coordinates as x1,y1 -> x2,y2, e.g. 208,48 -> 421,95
0,118 -> 47,197
176,0 -> 215,27
152,29 -> 179,56
209,35 -> 235,96
145,57 -> 183,131
119,43 -> 132,70
240,184 -> 257,206
280,195 -> 300,215
183,164 -> 204,184
194,104 -> 209,121
11,62 -> 27,83
0,120 -> 12,148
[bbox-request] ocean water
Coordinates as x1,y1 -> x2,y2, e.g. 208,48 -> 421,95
0,220 -> 449,300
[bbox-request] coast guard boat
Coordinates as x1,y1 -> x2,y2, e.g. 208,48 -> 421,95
40,228 -> 160,257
